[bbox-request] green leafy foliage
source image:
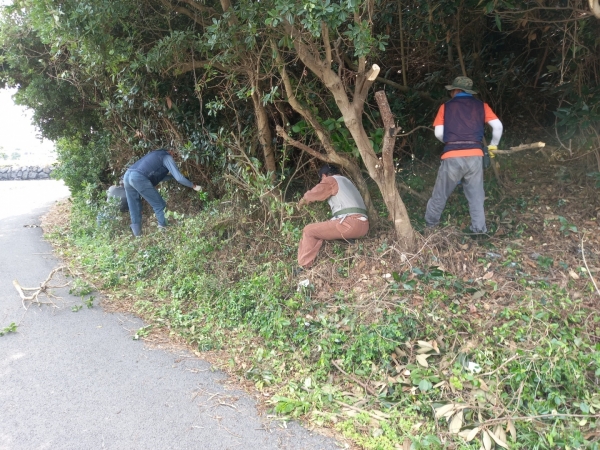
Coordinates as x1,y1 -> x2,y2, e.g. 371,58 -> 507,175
52,133 -> 110,194
0,322 -> 17,336
48,177 -> 600,449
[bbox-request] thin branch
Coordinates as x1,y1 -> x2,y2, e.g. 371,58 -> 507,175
498,14 -> 593,23
333,37 -> 344,79
397,0 -> 407,87
479,354 -> 520,377
455,4 -> 467,77
13,266 -> 68,310
398,125 -> 433,137
495,6 -> 592,14
275,125 -> 329,162
331,359 -> 378,396
334,400 -> 390,421
581,235 -> 600,297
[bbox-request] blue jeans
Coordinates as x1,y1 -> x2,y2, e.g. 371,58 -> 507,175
425,156 -> 487,233
123,170 -> 166,236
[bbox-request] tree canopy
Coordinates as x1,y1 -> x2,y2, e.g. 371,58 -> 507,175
0,0 -> 598,219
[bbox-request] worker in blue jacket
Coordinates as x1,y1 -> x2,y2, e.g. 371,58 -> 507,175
123,148 -> 201,237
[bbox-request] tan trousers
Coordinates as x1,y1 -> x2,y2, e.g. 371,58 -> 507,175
298,215 -> 369,267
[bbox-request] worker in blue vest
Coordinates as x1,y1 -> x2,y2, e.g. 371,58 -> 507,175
425,76 -> 503,235
123,148 -> 201,237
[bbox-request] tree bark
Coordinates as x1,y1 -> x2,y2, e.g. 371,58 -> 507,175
250,79 -> 277,179
273,46 -> 376,218
285,22 -> 416,246
374,90 -> 415,248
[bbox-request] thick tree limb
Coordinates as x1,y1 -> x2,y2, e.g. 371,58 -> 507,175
284,24 -> 325,78
274,45 -> 377,218
275,48 -> 338,157
321,22 -> 332,70
493,142 -> 546,155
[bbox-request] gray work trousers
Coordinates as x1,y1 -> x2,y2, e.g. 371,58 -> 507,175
425,156 -> 487,233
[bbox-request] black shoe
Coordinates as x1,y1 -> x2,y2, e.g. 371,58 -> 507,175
292,266 -> 304,277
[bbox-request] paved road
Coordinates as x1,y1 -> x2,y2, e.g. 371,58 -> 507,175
0,180 -> 339,450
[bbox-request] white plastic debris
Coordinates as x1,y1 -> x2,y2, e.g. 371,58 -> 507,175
466,361 -> 482,374
297,279 -> 310,291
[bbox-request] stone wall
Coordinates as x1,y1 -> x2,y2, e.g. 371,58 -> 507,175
0,165 -> 54,180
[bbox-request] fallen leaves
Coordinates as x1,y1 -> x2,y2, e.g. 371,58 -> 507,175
569,269 -> 580,279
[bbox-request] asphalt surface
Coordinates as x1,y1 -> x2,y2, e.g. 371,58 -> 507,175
0,180 -> 339,450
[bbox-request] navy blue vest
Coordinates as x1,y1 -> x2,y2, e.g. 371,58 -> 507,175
129,149 -> 170,186
442,96 -> 485,154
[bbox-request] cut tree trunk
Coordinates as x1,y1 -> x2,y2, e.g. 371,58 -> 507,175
374,90 -> 415,248
341,104 -> 416,248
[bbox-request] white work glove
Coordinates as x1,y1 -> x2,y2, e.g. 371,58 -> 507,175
193,184 -> 202,192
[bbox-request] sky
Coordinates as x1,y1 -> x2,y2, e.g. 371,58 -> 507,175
0,88 -> 56,162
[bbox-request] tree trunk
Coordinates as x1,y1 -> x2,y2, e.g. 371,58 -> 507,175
374,91 -> 415,248
286,22 -> 415,248
221,0 -> 276,180
250,84 -> 277,179
341,105 -> 414,249
273,47 -> 377,218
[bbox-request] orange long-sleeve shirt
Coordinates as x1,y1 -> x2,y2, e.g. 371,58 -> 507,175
302,176 -> 339,203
